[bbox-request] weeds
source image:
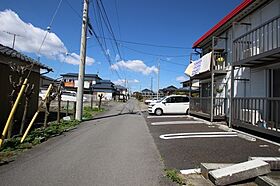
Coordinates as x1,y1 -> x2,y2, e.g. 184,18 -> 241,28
0,106 -> 105,165
83,106 -> 105,119
0,120 -> 80,164
165,168 -> 186,185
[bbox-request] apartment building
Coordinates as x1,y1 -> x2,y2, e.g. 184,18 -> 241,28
185,0 -> 280,137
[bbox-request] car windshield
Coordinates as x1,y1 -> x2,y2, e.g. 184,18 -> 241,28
157,97 -> 165,103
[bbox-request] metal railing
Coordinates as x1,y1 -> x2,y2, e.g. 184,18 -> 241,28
213,51 -> 227,71
233,16 -> 280,62
190,97 -> 226,118
232,97 -> 280,133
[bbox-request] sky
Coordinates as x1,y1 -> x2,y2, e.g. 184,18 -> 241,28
0,0 -> 242,92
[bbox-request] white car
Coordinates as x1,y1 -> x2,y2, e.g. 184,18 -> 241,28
39,90 -> 87,102
145,98 -> 158,105
148,95 -> 189,115
149,97 -> 165,106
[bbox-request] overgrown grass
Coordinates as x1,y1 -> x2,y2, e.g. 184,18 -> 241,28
165,168 -> 186,185
83,106 -> 105,120
0,120 -> 80,164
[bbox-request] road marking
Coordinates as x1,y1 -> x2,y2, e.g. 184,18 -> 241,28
180,168 -> 201,175
159,132 -> 237,140
151,121 -> 205,125
147,115 -> 189,119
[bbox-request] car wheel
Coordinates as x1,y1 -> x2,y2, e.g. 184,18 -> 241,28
155,108 -> 163,116
186,109 -> 189,115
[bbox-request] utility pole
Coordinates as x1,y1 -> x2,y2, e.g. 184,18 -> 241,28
150,77 -> 153,98
3,31 -> 22,49
76,0 -> 89,121
157,59 -> 160,100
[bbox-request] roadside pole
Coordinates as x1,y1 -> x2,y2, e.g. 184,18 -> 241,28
157,59 -> 160,100
76,0 -> 89,121
150,77 -> 153,98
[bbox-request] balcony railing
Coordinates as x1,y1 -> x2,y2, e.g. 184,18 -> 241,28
190,97 -> 226,119
232,97 -> 280,137
233,16 -> 280,63
213,51 -> 227,71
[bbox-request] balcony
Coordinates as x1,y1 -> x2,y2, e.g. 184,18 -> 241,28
190,50 -> 228,80
232,97 -> 280,138
233,16 -> 280,67
189,97 -> 227,120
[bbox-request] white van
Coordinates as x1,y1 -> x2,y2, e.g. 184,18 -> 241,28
148,95 -> 189,115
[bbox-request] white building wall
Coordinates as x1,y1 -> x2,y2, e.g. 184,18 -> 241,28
195,0 -> 279,118
223,0 -> 279,117
250,68 -> 267,97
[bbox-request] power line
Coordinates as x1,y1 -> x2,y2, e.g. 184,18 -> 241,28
91,28 -> 122,79
97,36 -> 192,50
91,0 -> 127,79
64,0 -> 82,19
114,0 -> 122,46
96,0 -> 123,60
27,0 -> 63,79
121,44 -> 189,58
159,58 -> 187,67
65,0 -> 123,80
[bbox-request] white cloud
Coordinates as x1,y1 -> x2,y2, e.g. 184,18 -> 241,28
176,76 -> 188,82
115,54 -> 120,61
64,53 -> 94,65
130,79 -> 140,83
111,60 -> 158,75
0,9 -> 94,65
106,49 -> 110,56
113,79 -> 140,86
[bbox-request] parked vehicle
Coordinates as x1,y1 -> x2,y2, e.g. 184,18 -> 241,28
149,97 -> 165,106
144,98 -> 157,105
148,95 -> 189,115
39,90 -> 87,102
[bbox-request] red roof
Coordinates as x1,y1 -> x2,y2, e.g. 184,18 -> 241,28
192,0 -> 253,48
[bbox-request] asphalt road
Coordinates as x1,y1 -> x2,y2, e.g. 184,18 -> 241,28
0,99 -> 173,186
144,112 -> 280,170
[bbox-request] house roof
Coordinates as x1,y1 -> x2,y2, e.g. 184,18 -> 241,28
141,89 -> 153,93
0,43 -> 52,71
192,0 -> 254,48
61,73 -> 101,79
92,83 -> 114,90
41,75 -> 56,81
114,85 -> 127,90
99,80 -> 113,84
163,85 -> 177,91
92,80 -> 115,90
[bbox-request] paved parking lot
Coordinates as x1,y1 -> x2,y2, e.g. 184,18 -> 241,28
143,112 -> 280,171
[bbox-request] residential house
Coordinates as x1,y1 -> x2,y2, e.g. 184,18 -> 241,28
114,85 -> 128,101
180,80 -> 199,96
91,80 -> 116,100
0,43 -> 52,133
185,0 -> 280,138
159,85 -> 178,96
40,75 -> 57,89
61,73 -> 101,94
141,88 -> 154,97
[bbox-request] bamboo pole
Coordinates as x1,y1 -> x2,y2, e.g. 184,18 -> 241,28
20,84 -> 53,143
0,78 -> 28,146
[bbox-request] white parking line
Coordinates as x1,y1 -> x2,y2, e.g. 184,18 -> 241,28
151,121 -> 205,125
159,132 -> 238,140
147,115 -> 189,119
180,168 -> 201,175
